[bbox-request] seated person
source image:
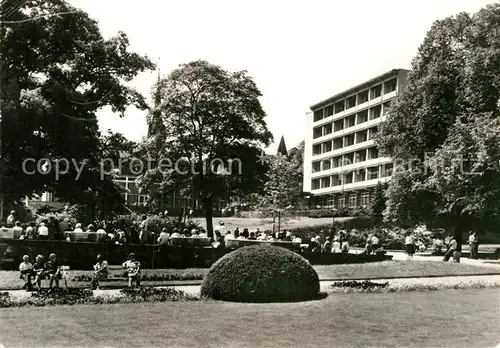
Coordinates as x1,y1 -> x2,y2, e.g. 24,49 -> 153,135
115,230 -> 126,244
91,254 -> 108,290
86,224 -> 95,233
122,253 -> 141,288
371,234 -> 380,251
322,237 -> 333,253
157,228 -> 170,245
25,222 -> 36,240
32,254 -> 45,290
284,231 -> 293,241
236,233 -> 246,240
190,229 -> 200,238
44,253 -> 60,289
212,230 -> 223,248
332,238 -> 341,253
256,232 -> 267,241
248,232 -> 257,240
242,228 -> 249,239
19,255 -> 34,290
224,231 -> 235,242
341,239 -> 350,254
13,221 -> 24,239
199,228 -> 208,238
292,236 -> 302,244
170,228 -> 181,238
74,223 -> 84,233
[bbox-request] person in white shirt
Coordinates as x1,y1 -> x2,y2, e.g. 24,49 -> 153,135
170,228 -> 181,238
371,234 -> 380,251
405,232 -> 415,260
13,221 -> 23,239
443,235 -> 457,262
37,222 -> 49,240
256,232 -> 267,241
74,223 -> 84,233
157,228 -> 170,245
6,210 -> 15,227
19,255 -> 34,290
332,238 -> 341,253
218,221 -> 226,236
224,231 -> 235,242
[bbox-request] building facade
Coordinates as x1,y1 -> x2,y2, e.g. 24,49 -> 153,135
303,69 -> 409,209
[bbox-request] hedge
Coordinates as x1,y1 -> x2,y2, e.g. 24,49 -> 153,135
200,245 -> 320,303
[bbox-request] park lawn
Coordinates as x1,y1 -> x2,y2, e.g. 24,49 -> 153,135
0,289 -> 498,347
192,216 -> 347,231
1,261 -> 499,290
313,260 -> 500,280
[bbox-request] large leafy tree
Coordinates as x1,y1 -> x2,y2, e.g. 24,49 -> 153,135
140,60 -> 272,237
0,0 -> 154,216
377,4 -> 500,249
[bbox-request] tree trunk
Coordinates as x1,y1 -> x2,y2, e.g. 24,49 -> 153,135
204,197 -> 214,239
453,215 -> 463,252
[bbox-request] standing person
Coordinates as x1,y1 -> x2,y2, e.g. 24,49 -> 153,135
469,232 -> 479,260
91,254 -> 109,290
405,231 -> 415,261
443,235 -> 457,262
122,253 -> 141,288
37,222 -> 49,240
218,221 -> 226,236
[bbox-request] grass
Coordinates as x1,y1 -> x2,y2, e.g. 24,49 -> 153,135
191,216 -> 346,231
1,261 -> 498,290
0,289 -> 498,347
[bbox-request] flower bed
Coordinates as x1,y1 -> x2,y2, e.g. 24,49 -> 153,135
0,287 -> 199,308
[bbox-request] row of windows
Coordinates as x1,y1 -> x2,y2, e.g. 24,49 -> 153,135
313,78 -> 397,122
312,146 -> 380,173
313,101 -> 391,140
311,164 -> 393,190
312,127 -> 379,156
315,192 -> 372,209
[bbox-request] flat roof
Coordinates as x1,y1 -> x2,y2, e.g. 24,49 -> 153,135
309,69 -> 410,110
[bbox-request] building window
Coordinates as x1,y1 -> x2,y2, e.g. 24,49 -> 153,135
349,194 -> 357,208
332,156 -> 342,168
345,115 -> 356,128
361,192 -> 370,206
138,195 -> 148,204
342,153 -> 354,166
368,126 -> 378,140
326,198 -> 335,207
313,109 -> 323,122
356,130 -> 368,144
370,84 -> 382,99
312,179 -> 320,190
355,169 -> 366,182
344,172 -> 353,184
313,144 -> 321,155
346,96 -> 356,109
382,163 -> 394,177
333,138 -> 343,150
325,105 -> 334,117
384,78 -> 397,94
334,120 -> 344,132
355,150 -> 366,163
357,90 -> 369,104
323,123 -> 333,135
334,101 -> 345,114
332,174 -> 341,186
322,160 -> 331,171
313,127 -> 322,139
356,110 -> 368,124
368,147 -> 379,159
321,177 -> 331,188
369,105 -> 382,120
344,134 -> 355,147
338,197 -> 346,208
367,166 -> 379,180
322,141 -> 332,153
312,161 -> 321,173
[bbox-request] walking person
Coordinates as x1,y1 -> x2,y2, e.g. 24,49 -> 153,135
442,235 -> 457,262
405,231 -> 415,261
468,232 -> 479,260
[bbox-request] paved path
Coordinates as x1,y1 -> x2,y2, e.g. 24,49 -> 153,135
387,251 -> 500,268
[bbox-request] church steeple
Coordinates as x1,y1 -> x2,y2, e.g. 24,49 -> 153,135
147,58 -> 164,138
277,136 -> 288,156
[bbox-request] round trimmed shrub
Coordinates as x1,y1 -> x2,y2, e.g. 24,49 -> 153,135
200,245 -> 320,303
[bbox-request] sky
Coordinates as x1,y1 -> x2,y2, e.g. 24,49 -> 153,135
69,0 -> 495,153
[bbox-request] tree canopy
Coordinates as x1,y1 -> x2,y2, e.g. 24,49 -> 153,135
0,0 -> 154,215
140,60 -> 272,236
377,3 -> 500,246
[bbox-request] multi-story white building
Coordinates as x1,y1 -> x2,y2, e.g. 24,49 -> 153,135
303,69 -> 410,209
